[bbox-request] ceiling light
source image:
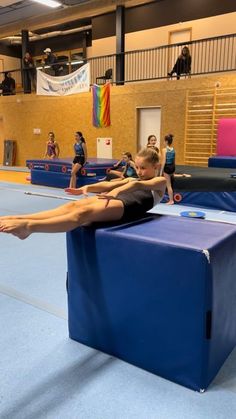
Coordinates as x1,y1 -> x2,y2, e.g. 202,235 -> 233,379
31,0 -> 62,8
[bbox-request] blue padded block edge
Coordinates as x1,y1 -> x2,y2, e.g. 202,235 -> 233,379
173,191 -> 236,212
31,169 -> 101,189
208,156 -> 236,168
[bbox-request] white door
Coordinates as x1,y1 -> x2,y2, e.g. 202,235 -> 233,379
137,107 -> 161,150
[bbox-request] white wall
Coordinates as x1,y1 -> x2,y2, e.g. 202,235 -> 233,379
88,12 -> 236,58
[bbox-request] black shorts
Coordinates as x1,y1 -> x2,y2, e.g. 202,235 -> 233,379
118,190 -> 154,222
164,163 -> 175,175
73,155 -> 85,165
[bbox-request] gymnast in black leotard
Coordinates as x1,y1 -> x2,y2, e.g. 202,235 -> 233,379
69,131 -> 88,189
0,148 -> 166,239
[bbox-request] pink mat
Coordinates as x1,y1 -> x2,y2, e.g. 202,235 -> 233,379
217,119 -> 236,156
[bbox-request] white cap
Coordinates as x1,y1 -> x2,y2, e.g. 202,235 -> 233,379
44,48 -> 51,53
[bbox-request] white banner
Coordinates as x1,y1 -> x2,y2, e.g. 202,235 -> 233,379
36,63 -> 90,96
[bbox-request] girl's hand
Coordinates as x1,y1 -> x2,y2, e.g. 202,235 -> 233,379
98,186 -> 123,200
65,186 -> 88,196
97,193 -> 118,207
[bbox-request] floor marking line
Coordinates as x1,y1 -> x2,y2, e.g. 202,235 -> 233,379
0,283 -> 67,320
24,191 -> 77,201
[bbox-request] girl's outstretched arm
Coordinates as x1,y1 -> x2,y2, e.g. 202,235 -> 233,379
65,177 -> 133,195
99,177 -> 166,199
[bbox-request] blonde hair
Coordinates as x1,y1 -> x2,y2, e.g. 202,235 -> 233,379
137,148 -> 159,164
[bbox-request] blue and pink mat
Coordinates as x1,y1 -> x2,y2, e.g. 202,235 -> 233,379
208,118 -> 236,169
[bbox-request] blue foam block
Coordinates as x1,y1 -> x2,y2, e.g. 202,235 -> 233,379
173,191 -> 236,212
67,216 -> 236,391
31,169 -> 102,188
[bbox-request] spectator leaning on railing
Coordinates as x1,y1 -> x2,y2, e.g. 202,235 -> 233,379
42,48 -> 62,77
168,46 -> 191,80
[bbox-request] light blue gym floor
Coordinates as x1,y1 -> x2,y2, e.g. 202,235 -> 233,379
1,181 -> 236,419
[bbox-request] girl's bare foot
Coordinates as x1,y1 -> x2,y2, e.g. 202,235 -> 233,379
0,220 -> 31,240
166,200 -> 174,205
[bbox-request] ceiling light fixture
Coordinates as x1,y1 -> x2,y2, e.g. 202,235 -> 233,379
31,0 -> 62,8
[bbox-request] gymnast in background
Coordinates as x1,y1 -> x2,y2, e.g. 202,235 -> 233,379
44,132 -> 60,159
106,152 -> 138,180
0,148 -> 166,240
146,135 -> 159,154
69,131 -> 87,189
160,134 -> 175,205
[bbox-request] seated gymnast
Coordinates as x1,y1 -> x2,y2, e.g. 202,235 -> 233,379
0,148 -> 166,240
106,152 -> 138,181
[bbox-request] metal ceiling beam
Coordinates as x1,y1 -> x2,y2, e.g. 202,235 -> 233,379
0,0 -> 154,39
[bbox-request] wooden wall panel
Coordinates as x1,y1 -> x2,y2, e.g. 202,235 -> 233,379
0,73 -> 236,167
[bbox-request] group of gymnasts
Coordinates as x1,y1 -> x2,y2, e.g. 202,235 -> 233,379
44,131 -> 87,189
0,133 -> 176,239
44,130 -> 175,205
104,134 -> 175,205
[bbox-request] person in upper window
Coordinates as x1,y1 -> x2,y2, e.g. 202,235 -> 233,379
168,46 -> 191,80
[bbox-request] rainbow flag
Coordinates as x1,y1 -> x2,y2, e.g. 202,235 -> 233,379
92,83 -> 111,127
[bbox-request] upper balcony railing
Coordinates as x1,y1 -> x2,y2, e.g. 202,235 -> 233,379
0,32 -> 235,95
89,33 -> 236,84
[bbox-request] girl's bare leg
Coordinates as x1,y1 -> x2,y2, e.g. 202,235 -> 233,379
0,196 -> 98,221
164,173 -> 174,205
69,163 -> 81,188
0,198 -> 124,240
108,170 -> 124,178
